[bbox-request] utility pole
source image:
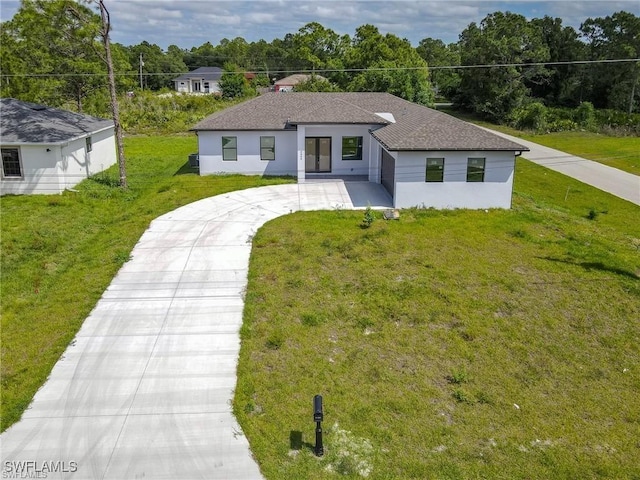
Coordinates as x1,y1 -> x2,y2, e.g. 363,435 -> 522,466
139,52 -> 144,90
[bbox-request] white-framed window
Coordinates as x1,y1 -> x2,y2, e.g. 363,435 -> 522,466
342,136 -> 363,160
86,136 -> 92,153
260,136 -> 275,161
425,158 -> 444,182
222,136 -> 237,161
467,158 -> 486,182
1,147 -> 23,178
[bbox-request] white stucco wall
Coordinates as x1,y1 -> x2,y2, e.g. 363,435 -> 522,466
303,125 -> 374,177
175,80 -> 221,94
392,150 -> 516,209
1,127 -> 116,195
198,130 -> 298,176
198,125 -> 378,178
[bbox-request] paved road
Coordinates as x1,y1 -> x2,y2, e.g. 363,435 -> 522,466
0,182 -> 391,480
480,127 -> 640,206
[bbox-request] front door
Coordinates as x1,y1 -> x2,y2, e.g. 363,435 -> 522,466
305,137 -> 331,173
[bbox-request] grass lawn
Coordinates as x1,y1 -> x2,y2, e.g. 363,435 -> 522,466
236,159 -> 640,478
437,107 -> 640,175
0,135 -> 294,431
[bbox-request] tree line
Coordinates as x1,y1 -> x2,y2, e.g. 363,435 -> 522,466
1,0 -> 638,125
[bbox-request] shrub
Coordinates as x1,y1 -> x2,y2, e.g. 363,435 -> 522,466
511,102 -> 547,131
546,119 -> 578,132
575,102 -> 596,129
361,206 -> 375,229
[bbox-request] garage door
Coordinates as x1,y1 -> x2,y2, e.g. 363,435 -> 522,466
380,149 -> 395,197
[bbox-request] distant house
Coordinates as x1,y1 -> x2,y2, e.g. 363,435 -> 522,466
274,74 -> 328,92
173,67 -> 223,94
0,98 -> 116,195
191,92 -> 528,209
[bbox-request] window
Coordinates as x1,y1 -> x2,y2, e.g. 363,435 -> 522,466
342,136 -> 363,160
467,157 -> 485,182
425,158 -> 444,182
86,137 -> 92,152
1,148 -> 22,178
222,136 -> 237,161
260,136 -> 275,161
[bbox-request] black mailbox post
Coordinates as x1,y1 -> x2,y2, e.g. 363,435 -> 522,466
314,395 -> 324,456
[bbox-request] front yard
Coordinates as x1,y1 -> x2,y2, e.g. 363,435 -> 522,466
236,159 -> 640,478
1,133 -> 638,478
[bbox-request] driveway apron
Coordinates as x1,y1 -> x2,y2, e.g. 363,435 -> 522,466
0,182 -> 390,479
480,127 -> 640,206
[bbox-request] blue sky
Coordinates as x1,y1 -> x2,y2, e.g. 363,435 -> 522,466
0,1 -> 637,48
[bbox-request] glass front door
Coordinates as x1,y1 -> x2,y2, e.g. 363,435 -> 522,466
305,137 -> 331,173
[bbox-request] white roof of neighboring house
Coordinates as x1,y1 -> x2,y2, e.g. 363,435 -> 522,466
274,74 -> 327,86
0,98 -> 113,145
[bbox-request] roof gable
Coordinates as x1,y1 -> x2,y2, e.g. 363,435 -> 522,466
0,98 -> 114,145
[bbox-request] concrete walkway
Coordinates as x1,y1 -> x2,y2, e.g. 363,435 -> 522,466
480,127 -> 640,206
0,181 -> 391,480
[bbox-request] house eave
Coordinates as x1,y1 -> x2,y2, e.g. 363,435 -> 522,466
0,124 -> 114,147
388,147 -> 531,152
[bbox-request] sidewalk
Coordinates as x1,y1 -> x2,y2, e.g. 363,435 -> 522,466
479,127 -> 640,206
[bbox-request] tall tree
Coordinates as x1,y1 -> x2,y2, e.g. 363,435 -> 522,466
346,25 -> 433,105
581,11 -> 640,113
219,63 -> 252,99
1,0 -> 102,111
184,42 -> 218,68
0,0 -> 131,111
126,41 -> 187,90
455,12 -> 550,122
416,38 -> 461,100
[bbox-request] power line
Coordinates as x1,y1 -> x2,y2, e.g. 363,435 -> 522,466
1,58 -> 638,78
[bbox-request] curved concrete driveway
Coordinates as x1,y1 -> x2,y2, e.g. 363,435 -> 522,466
0,181 -> 391,480
480,127 -> 640,206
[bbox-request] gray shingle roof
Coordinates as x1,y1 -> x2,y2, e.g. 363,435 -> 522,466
173,67 -> 223,82
0,98 -> 114,145
192,92 -> 528,152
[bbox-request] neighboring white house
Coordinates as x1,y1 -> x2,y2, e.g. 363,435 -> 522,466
273,74 -> 328,92
173,67 -> 223,94
0,98 -> 116,195
191,92 -> 528,209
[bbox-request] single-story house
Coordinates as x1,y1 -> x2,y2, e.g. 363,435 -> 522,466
0,98 -> 116,195
274,74 -> 328,92
173,67 -> 223,94
191,92 -> 528,209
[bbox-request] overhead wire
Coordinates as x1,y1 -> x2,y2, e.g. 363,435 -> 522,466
1,58 -> 638,78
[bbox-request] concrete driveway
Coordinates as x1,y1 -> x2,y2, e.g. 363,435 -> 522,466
480,127 -> 640,206
0,181 -> 391,480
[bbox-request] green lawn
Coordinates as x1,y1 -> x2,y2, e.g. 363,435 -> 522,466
437,107 -> 640,175
2,132 -> 638,478
517,131 -> 640,175
0,135 -> 294,431
235,159 -> 640,479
